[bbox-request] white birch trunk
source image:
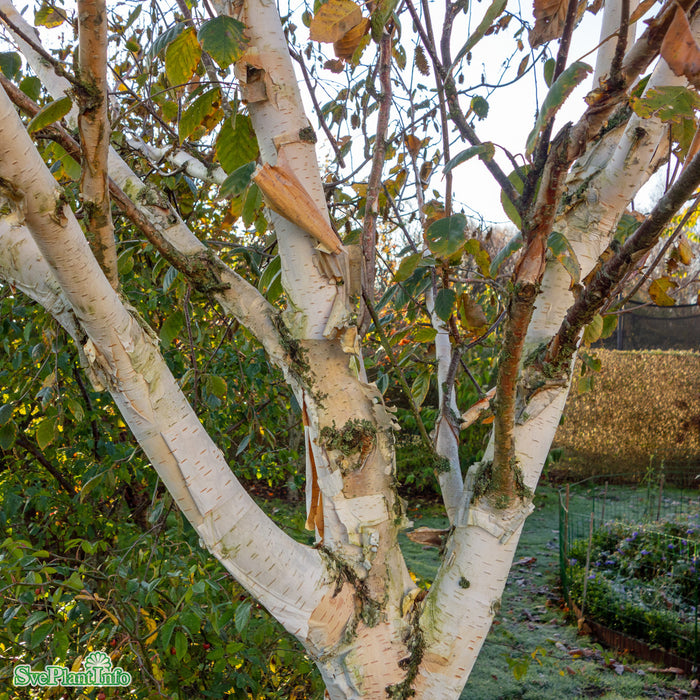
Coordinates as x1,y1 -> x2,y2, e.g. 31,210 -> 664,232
0,85 -> 338,643
410,53 -> 687,697
2,0 -> 696,695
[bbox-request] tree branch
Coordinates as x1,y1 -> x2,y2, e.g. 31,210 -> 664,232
16,434 -> 74,494
545,149 -> 700,369
77,0 -> 118,288
362,32 -> 393,316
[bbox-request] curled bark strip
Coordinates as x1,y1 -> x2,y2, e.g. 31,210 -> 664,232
253,163 -> 343,254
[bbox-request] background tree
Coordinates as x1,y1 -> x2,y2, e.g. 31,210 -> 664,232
0,0 -> 699,696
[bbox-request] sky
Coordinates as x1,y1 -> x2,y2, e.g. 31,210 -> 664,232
292,0 -> 659,226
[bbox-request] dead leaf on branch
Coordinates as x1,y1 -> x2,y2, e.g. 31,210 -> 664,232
529,0 -> 587,48
628,0 -> 659,25
334,17 -> 370,59
660,7 -> 700,89
406,527 -> 450,548
310,0 -> 363,43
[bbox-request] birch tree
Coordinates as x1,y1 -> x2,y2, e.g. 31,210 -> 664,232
0,0 -> 699,695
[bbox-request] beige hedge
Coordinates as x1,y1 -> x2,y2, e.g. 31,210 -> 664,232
551,349 -> 700,478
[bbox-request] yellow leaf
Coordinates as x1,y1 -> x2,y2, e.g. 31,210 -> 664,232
678,237 -> 693,265
310,0 -> 363,43
71,655 -> 83,672
140,608 -> 158,646
334,17 -> 370,59
648,276 -> 677,305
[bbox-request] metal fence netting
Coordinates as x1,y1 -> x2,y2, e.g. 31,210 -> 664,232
559,470 -> 700,672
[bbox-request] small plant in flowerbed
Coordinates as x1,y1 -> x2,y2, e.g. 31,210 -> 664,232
566,520 -> 700,661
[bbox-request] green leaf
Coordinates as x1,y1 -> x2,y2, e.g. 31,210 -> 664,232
371,0 -> 399,42
29,621 -> 52,649
543,57 -> 556,87
490,231 -> 523,276
235,601 -> 251,634
425,214 -> 467,260
414,326 -> 437,343
20,76 -> 41,101
0,52 -> 21,79
64,397 -> 84,422
443,144 -> 494,175
205,375 -> 227,400
582,314 -> 604,345
547,230 -> 580,284
499,168 -> 529,228
464,238 -> 492,277
236,433 -> 252,456
395,252 -> 422,281
160,618 -> 177,650
163,266 -> 179,293
179,88 -> 221,142
600,314 -> 618,339
117,251 -> 134,276
197,16 -> 248,70
220,161 -> 256,199
35,417 -> 56,450
452,0 -> 508,66
613,212 -> 643,243
630,86 -> 700,124
174,629 -> 188,660
526,61 -> 592,155
470,95 -> 489,120
216,115 -> 260,174
258,255 -> 282,301
27,96 -> 73,134
434,288 -> 457,322
0,421 -> 16,450
411,368 -> 431,408
160,310 -> 184,348
165,27 -> 202,86
150,23 -> 187,57
241,184 -> 262,226
35,3 -> 64,27
0,404 -> 14,425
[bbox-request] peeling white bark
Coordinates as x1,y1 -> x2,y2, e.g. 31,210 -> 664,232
428,288 -> 463,524
412,51 -> 689,696
0,84 -> 333,642
125,135 -> 228,186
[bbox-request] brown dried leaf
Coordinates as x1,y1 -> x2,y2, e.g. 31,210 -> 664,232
628,0 -> 658,24
660,7 -> 700,89
333,17 -> 370,59
324,58 -> 345,73
586,0 -> 605,15
459,294 -> 488,330
404,134 -> 422,158
529,0 -> 569,47
406,527 -> 450,548
310,0 -> 363,43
